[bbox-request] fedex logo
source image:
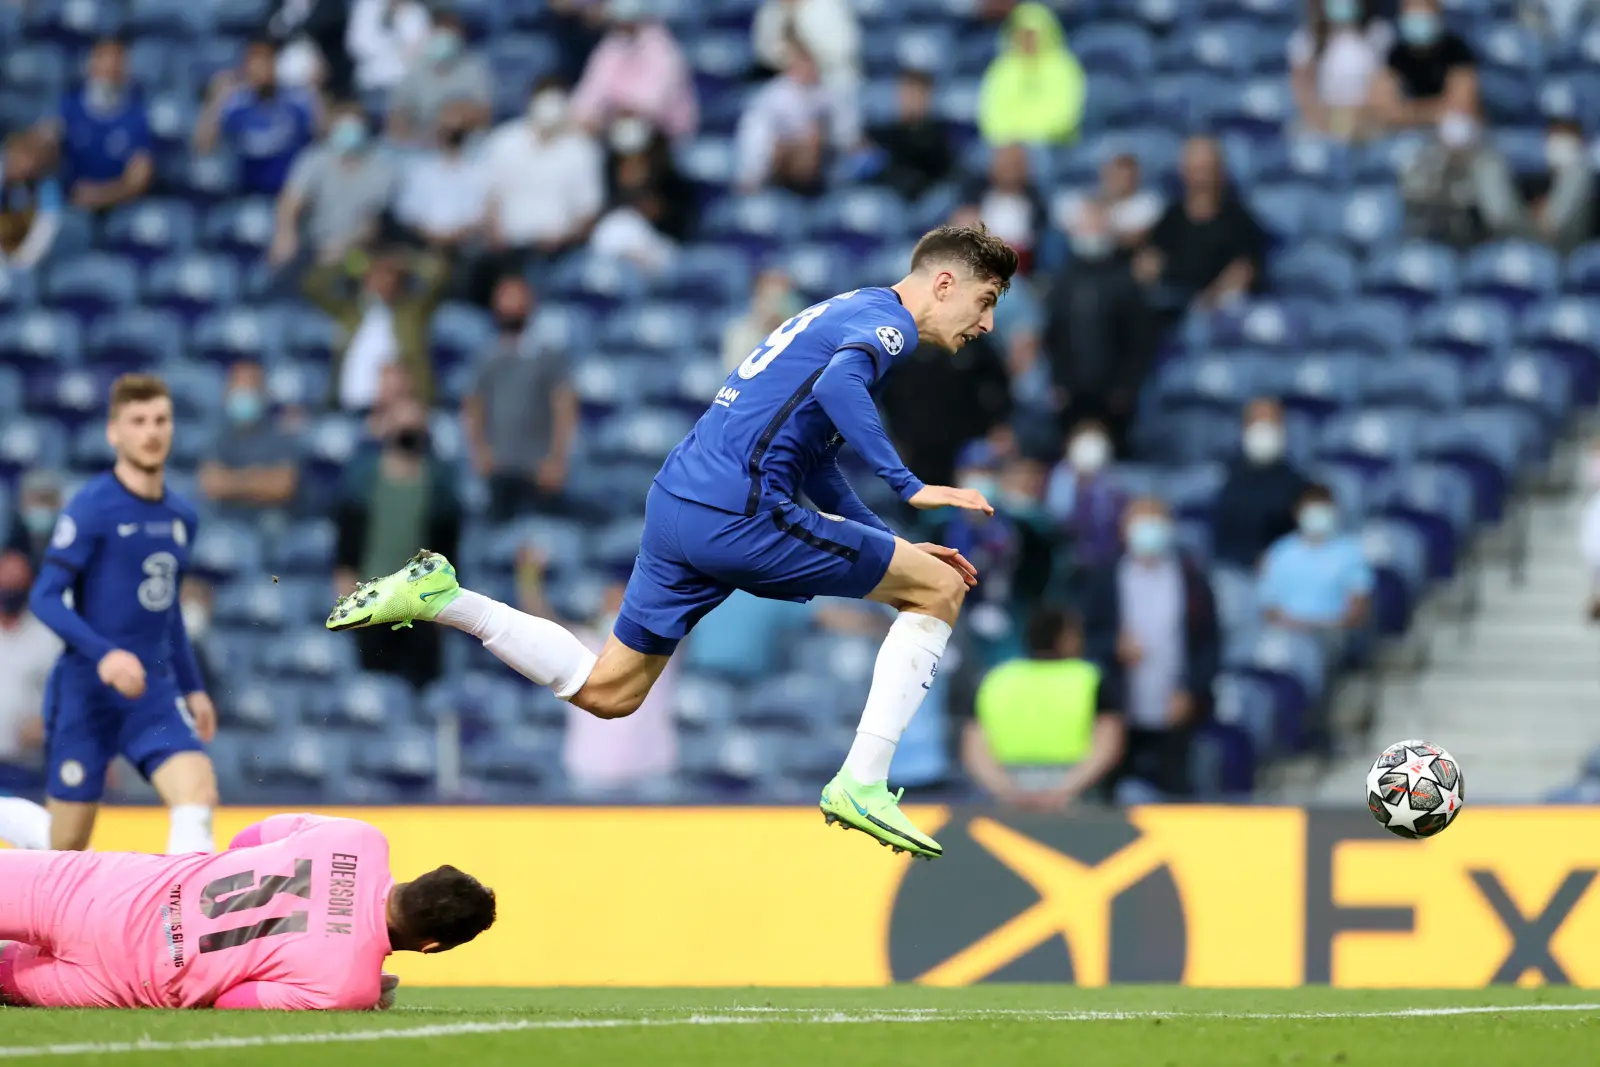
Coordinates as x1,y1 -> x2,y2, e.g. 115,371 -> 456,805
714,386 -> 740,407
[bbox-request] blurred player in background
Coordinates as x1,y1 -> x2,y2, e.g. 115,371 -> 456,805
27,375 -> 220,853
329,225 -> 1017,861
0,813 -> 495,1010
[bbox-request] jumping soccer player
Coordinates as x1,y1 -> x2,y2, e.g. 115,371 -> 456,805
328,225 -> 1018,859
27,374 -> 219,853
0,813 -> 495,1009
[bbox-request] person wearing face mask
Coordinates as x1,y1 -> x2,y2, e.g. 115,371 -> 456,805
588,115 -> 692,274
272,101 -> 400,269
387,12 -> 492,146
0,551 -> 60,811
1471,116 -> 1595,254
5,470 -> 65,573
1080,497 -> 1219,801
194,39 -> 318,196
571,0 -> 698,142
197,360 -> 301,519
477,78 -> 605,303
462,276 -> 580,523
1258,485 -> 1372,651
961,144 -> 1047,276
38,37 -> 152,213
1045,419 -> 1129,571
345,0 -> 432,92
1369,0 -> 1478,133
334,398 -> 460,690
394,102 -> 490,255
734,37 -> 858,195
1288,0 -> 1393,140
1212,398 -> 1313,569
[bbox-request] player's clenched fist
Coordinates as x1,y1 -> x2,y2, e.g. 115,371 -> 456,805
97,649 -> 147,699
907,485 -> 995,515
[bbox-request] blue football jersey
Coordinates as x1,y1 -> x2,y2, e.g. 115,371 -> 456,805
33,472 -> 200,684
655,287 -> 919,515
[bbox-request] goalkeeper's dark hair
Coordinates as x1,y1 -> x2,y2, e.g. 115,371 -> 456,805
909,224 -> 1019,295
395,865 -> 497,950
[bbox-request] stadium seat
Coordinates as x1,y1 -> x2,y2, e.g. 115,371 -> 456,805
1319,299 -> 1411,355
1152,352 -> 1270,414
1461,240 -> 1562,309
1360,241 -> 1460,308
219,680 -> 303,735
1471,352 -> 1573,430
43,254 -> 141,323
145,254 -> 240,321
309,672 -> 416,732
1269,242 -> 1357,301
86,308 -> 185,368
1316,408 -> 1421,478
0,310 -> 80,370
1411,299 -> 1514,360
1360,518 -> 1429,635
1358,354 -> 1465,411
1071,22 -> 1157,78
26,367 -> 106,427
1376,462 -> 1476,579
102,200 -> 198,264
202,199 -> 276,265
0,416 -> 69,479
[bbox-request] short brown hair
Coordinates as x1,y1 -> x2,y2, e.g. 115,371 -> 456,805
909,224 -> 1018,295
108,373 -> 171,417
396,866 -> 497,950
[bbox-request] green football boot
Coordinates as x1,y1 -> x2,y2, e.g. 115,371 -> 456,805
820,768 -> 943,860
326,550 -> 460,632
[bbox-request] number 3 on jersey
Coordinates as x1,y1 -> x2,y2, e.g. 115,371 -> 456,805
737,303 -> 830,381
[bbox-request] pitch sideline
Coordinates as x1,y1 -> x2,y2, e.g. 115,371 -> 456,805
0,1003 -> 1596,1058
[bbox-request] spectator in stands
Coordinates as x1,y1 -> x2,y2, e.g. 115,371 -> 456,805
1042,244 -> 1149,454
571,0 -> 698,143
879,328 -> 1012,492
387,11 -> 492,146
1472,116 -> 1595,253
721,268 -> 800,372
589,117 -> 692,274
1369,0 -> 1478,133
304,247 -> 450,409
335,398 -> 459,691
43,37 -> 151,213
194,39 -> 319,197
479,79 -> 606,301
346,0 -> 431,93
963,143 -> 1046,276
752,0 -> 861,94
271,102 -> 397,269
866,67 -> 954,203
463,276 -> 579,523
1045,418 -> 1129,571
963,605 -> 1124,810
1050,152 -> 1164,262
0,551 -> 58,788
1212,399 -> 1312,569
1134,136 -> 1265,313
266,0 -> 353,95
198,360 -> 301,518
977,3 -> 1086,146
393,101 -> 488,257
1259,483 -> 1372,634
0,130 -> 63,271
734,38 -> 858,196
1081,496 -> 1219,800
1289,0 -> 1393,141
5,471 -> 64,572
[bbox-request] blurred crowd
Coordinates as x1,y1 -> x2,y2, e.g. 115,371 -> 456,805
0,0 -> 1596,804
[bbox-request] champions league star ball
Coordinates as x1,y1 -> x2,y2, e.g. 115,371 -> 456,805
1365,739 -> 1465,839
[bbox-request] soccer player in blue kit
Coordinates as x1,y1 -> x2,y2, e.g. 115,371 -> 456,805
330,226 -> 1018,858
28,374 -> 220,853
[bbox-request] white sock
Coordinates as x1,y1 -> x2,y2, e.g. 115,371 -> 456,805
0,797 -> 50,851
843,612 -> 952,785
168,804 -> 215,854
437,590 -> 598,700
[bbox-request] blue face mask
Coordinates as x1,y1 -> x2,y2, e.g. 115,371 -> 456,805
22,507 -> 56,536
961,474 -> 999,502
426,31 -> 460,64
1324,0 -> 1359,23
1299,503 -> 1338,539
1399,11 -> 1440,46
1128,517 -> 1171,557
330,117 -> 366,153
226,390 -> 264,424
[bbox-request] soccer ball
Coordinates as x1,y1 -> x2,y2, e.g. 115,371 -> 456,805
1364,739 -> 1465,839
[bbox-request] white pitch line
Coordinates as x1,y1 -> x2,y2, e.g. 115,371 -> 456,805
0,1003 -> 1595,1059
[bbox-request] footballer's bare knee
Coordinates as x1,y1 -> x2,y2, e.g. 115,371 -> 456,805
569,637 -> 669,719
908,567 -> 966,624
871,540 -> 968,625
151,752 -> 220,808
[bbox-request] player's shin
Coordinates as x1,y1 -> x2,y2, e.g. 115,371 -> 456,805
842,611 -> 952,785
435,590 -> 598,699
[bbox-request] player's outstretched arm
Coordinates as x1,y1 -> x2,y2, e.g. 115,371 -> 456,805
907,484 -> 994,515
812,350 -> 926,503
802,456 -> 894,535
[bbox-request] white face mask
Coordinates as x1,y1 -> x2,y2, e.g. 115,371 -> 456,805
529,90 -> 569,131
1068,432 -> 1110,473
1242,420 -> 1286,464
1547,134 -> 1584,171
1438,112 -> 1479,150
609,115 -> 651,154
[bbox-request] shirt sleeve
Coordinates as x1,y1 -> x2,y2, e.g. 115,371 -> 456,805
228,813 -> 340,849
801,453 -> 894,534
127,104 -> 152,154
1256,542 -> 1288,612
27,504 -> 118,664
811,348 -> 925,503
214,980 -> 368,1011
170,599 -> 206,695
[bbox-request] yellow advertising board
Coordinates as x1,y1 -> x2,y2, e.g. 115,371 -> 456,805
82,805 -> 1600,988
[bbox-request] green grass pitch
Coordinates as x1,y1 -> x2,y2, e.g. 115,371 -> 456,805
2,988 -> 1596,1066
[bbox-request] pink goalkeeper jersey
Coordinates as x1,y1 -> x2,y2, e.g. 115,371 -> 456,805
7,814 -> 394,1010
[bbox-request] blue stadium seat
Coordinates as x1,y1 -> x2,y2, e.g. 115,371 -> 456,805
1160,19 -> 1273,76
0,365 -> 22,417
1205,300 -> 1314,351
220,681 -> 303,734
1206,78 -> 1291,140
1417,408 -> 1536,521
572,354 -> 646,418
1325,186 -> 1403,250
702,192 -> 810,256
1360,518 -> 1429,635
1152,352 -> 1267,413
125,0 -> 211,39
779,243 -> 853,301
86,308 -> 185,368
1471,352 -> 1573,429
4,43 -> 67,94
675,136 -> 736,187
806,187 -> 910,248
1318,299 -> 1410,355
102,200 -> 198,264
182,35 -> 246,88
862,23 -> 954,73
213,0 -> 271,35
1358,355 -> 1465,411
214,576 -> 305,631
1517,297 -> 1600,403
350,729 -> 437,792
1461,239 -> 1562,309
24,0 -> 124,43
309,672 -> 416,732
0,310 -> 79,370
202,199 -> 275,264
429,302 -> 496,370
1376,462 -> 1476,579
1252,138 -> 1351,187
599,301 -> 699,354
462,728 -> 560,788
43,254 -> 141,322
1228,626 -> 1326,753
1477,68 -> 1538,126
1250,182 -> 1314,241
191,306 -> 284,365
71,420 -> 115,468
422,672 -> 522,740
1277,352 -> 1365,420
1072,22 -> 1157,78
1411,298 -> 1513,360
1211,671 -> 1277,757
1538,73 -> 1600,122
169,153 -> 240,206
1209,565 -> 1260,635
145,254 -> 240,320
1270,242 -> 1357,301
0,267 -> 40,315
26,367 -> 106,427
268,518 -> 338,576
259,627 -> 359,681
591,408 -> 697,463
1316,408 -> 1420,477
0,416 -> 69,479
1360,241 -> 1460,308
130,40 -> 179,97
1474,22 -> 1544,74
673,672 -> 741,735
188,519 -> 265,581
